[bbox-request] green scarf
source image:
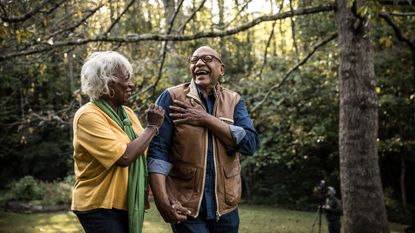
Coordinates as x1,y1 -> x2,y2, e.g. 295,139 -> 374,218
93,98 -> 147,233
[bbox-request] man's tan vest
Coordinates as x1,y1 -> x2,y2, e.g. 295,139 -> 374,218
166,80 -> 242,218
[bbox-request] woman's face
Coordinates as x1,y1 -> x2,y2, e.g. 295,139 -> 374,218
110,67 -> 134,106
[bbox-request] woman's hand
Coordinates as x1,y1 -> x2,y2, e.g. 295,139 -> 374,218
146,103 -> 165,128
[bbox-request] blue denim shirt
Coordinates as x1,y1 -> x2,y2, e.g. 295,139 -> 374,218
148,88 -> 260,219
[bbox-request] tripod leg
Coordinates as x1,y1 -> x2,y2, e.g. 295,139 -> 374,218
310,206 -> 320,233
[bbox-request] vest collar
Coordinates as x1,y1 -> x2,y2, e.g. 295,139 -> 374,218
187,79 -> 220,104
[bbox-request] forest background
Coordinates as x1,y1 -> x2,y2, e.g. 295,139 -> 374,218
0,0 -> 414,232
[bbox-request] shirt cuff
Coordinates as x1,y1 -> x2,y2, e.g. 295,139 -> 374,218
229,125 -> 246,145
147,158 -> 173,176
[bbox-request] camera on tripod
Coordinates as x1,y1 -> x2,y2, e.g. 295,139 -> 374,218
314,180 -> 328,202
310,180 -> 328,233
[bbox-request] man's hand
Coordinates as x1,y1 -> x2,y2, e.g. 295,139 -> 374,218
155,198 -> 191,223
170,100 -> 208,126
322,204 -> 330,210
171,199 -> 192,219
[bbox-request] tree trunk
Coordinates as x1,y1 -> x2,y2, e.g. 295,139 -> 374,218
335,0 -> 390,233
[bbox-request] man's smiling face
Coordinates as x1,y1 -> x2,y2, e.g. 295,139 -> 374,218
189,46 -> 224,92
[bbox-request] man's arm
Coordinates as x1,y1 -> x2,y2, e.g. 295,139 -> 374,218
150,173 -> 190,223
147,90 -> 190,223
169,97 -> 260,155
228,98 -> 260,155
170,99 -> 235,146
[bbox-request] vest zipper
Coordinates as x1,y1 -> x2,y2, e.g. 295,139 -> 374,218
213,98 -> 220,222
193,98 -> 207,218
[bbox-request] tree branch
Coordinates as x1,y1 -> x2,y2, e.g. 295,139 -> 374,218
221,0 -> 252,29
50,4 -> 104,39
379,12 -> 415,50
387,11 -> 415,16
258,21 -> 276,79
257,0 -> 283,79
106,0 -> 136,35
42,0 -> 67,16
378,0 -> 414,5
252,33 -> 337,112
178,0 -> 207,33
0,3 -> 336,61
152,0 -> 185,97
0,0 -> 53,23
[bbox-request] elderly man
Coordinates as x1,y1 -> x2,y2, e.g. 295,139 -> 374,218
148,45 -> 260,233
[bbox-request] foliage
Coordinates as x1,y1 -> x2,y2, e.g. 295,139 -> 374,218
384,188 -> 415,225
40,175 -> 75,206
0,176 -> 45,204
239,31 -> 341,209
0,175 -> 74,207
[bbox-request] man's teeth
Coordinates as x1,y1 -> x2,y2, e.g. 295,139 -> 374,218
197,71 -> 208,75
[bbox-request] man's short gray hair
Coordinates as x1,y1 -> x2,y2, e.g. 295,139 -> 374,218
80,51 -> 133,99
327,186 -> 336,196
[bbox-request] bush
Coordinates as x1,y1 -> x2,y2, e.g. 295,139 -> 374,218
384,187 -> 415,225
0,175 -> 74,208
41,175 -> 74,206
7,176 -> 45,201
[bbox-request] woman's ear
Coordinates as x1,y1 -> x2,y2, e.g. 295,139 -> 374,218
108,79 -> 115,87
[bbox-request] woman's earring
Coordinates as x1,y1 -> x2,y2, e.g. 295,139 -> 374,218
109,88 -> 115,98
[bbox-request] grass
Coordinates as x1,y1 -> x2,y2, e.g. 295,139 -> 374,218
0,203 -> 406,233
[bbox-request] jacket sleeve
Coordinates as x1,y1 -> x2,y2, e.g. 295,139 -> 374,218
147,90 -> 174,175
228,98 -> 260,155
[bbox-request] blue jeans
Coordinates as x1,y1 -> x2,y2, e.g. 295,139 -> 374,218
74,208 -> 128,233
171,208 -> 239,233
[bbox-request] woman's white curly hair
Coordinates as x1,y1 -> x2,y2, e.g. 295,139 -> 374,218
80,51 -> 133,99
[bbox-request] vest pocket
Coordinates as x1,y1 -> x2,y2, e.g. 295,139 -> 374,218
219,117 -> 234,125
167,166 -> 197,205
223,163 -> 242,206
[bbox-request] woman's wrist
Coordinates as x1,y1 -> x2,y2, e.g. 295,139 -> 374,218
147,124 -> 159,136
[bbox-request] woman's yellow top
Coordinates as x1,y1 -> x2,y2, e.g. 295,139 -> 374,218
71,102 -> 143,211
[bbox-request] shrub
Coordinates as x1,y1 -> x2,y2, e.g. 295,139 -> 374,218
384,187 -> 415,225
0,175 -> 74,208
7,176 -> 45,201
41,175 -> 74,206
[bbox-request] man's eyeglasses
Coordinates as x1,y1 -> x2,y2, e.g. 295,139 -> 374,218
189,55 -> 222,64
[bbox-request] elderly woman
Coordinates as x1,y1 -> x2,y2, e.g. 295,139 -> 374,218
71,51 -> 164,233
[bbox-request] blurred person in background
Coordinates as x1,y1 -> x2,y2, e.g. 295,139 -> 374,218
323,186 -> 342,233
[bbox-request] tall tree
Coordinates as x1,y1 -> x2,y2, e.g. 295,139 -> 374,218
335,0 -> 390,232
